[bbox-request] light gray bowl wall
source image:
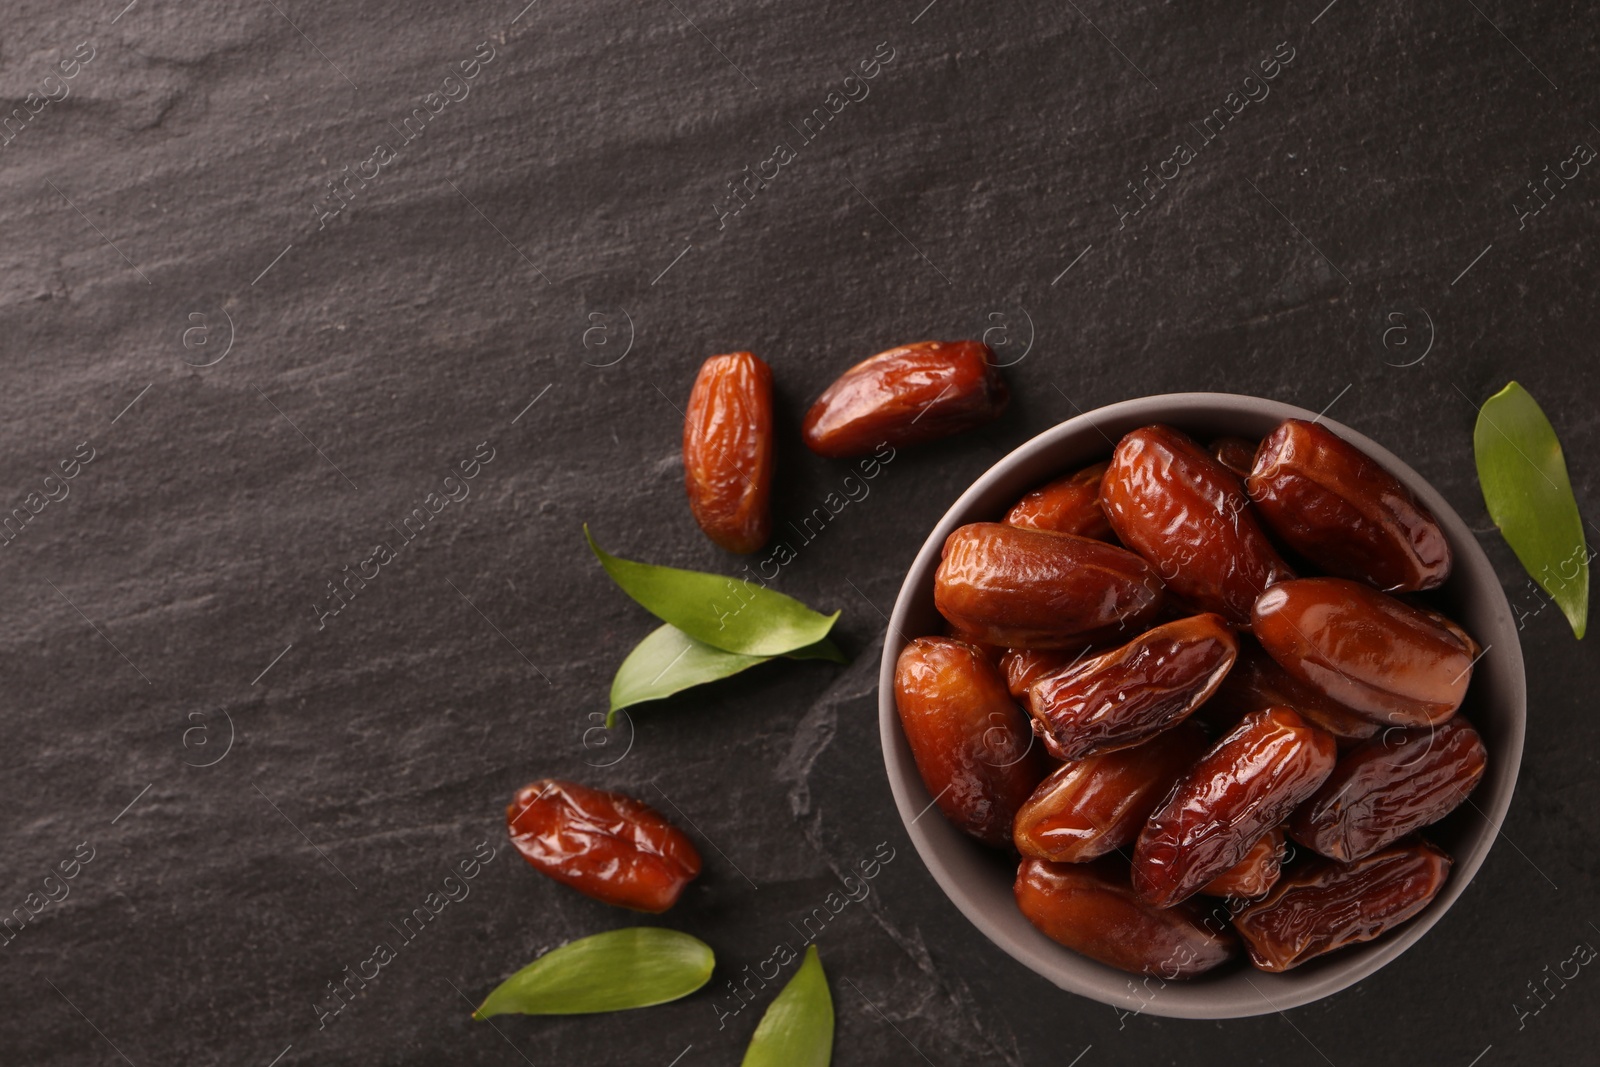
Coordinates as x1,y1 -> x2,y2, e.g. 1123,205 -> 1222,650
876,393 -> 1527,1020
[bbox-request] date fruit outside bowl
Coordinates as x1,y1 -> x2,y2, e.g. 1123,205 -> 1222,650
876,392 -> 1526,1019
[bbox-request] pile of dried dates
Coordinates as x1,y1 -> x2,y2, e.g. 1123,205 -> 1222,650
896,418 -> 1488,976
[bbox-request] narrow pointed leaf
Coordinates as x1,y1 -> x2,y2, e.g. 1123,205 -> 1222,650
585,526 -> 841,656
1474,382 -> 1589,638
607,628 -> 849,725
740,944 -> 833,1067
473,928 -> 713,1019
609,624 -> 767,720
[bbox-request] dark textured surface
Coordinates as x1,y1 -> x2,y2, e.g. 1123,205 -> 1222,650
3,0 -> 1597,1064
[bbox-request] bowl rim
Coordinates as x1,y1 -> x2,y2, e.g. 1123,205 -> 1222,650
876,391 -> 1527,1020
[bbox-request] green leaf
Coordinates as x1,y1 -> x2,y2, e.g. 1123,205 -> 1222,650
741,944 -> 834,1067
473,928 -> 714,1019
606,627 -> 848,726
585,526 -> 841,656
1474,381 -> 1589,639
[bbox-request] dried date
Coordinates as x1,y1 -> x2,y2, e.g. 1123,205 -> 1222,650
894,637 -> 1046,848
1247,418 -> 1452,592
1004,462 -> 1115,539
1026,614 -> 1238,761
682,351 -> 775,554
1133,707 -> 1336,908
1288,718 -> 1487,861
506,780 -> 702,913
1233,839 -> 1452,971
1252,578 -> 1478,728
1102,425 -> 1294,625
1200,826 -> 1286,899
934,523 -> 1166,649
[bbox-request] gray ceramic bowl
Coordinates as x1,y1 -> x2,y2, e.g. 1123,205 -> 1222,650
877,392 -> 1526,1019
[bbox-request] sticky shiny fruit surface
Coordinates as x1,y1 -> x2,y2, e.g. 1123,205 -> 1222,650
934,523 -> 1166,649
1201,826 -> 1286,899
1252,578 -> 1477,728
1233,839 -> 1452,972
1102,424 -> 1295,624
1133,707 -> 1336,908
682,351 -> 774,554
1248,418 -> 1451,592
801,340 -> 1008,458
1015,857 -> 1239,978
1026,614 -> 1238,761
1203,638 -> 1380,743
1004,462 -> 1114,539
507,780 -> 702,913
1289,718 -> 1487,861
1014,722 -> 1208,863
894,637 -> 1045,848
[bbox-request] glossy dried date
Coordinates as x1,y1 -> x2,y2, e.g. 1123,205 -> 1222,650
1252,578 -> 1478,728
894,637 -> 1046,848
1133,707 -> 1336,908
1201,826 -> 1286,899
1202,638 -> 1380,743
682,352 -> 774,554
1288,718 -> 1486,861
507,780 -> 702,913
934,523 -> 1166,649
1015,857 -> 1238,978
1014,722 -> 1208,863
1026,614 -> 1238,761
1004,462 -> 1115,539
1102,425 -> 1295,625
1233,839 -> 1452,971
801,340 -> 1008,458
1247,419 -> 1452,592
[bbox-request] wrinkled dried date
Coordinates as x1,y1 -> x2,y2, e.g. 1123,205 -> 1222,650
1015,857 -> 1239,978
1201,826 -> 1286,899
1233,839 -> 1452,971
1013,722 -> 1208,863
1289,718 -> 1487,861
934,523 -> 1166,649
506,780 -> 702,913
1133,707 -> 1336,908
1026,614 -> 1238,760
1201,638 -> 1380,743
1102,425 -> 1295,625
1247,419 -> 1452,592
682,351 -> 775,554
1253,578 -> 1477,728
801,340 -> 1008,458
894,637 -> 1046,848
1004,462 -> 1115,539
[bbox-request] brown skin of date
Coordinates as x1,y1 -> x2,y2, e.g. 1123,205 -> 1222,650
1015,857 -> 1239,978
1102,424 -> 1295,626
1133,707 -> 1337,909
894,637 -> 1046,849
1003,461 -> 1115,540
1288,718 -> 1487,862
1200,826 -> 1286,899
934,522 -> 1167,649
1233,839 -> 1452,972
1210,436 -> 1259,480
801,340 -> 1008,458
1247,418 -> 1452,593
1013,722 -> 1209,864
506,780 -> 702,913
1252,577 -> 1478,728
682,352 -> 775,554
1026,613 -> 1238,761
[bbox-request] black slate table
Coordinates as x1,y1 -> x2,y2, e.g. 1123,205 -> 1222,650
4,1 -> 1597,1064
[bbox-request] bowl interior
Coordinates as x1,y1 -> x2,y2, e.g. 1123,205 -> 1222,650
876,392 -> 1526,1019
